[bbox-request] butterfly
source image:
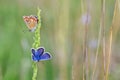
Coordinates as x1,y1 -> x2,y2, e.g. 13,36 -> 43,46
31,47 -> 52,62
23,15 -> 38,32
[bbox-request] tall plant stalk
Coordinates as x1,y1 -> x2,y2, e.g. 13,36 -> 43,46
105,0 -> 117,79
83,0 -> 89,80
92,0 -> 105,80
32,8 -> 41,80
101,0 -> 106,79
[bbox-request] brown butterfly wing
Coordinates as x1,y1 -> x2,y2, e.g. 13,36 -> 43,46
23,15 -> 38,31
29,16 -> 38,30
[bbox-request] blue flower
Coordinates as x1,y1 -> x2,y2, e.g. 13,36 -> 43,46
31,47 -> 52,62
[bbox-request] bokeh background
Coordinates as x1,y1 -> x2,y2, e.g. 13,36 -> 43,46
0,0 -> 120,80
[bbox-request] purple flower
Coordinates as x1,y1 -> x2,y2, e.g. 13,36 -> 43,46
31,47 -> 52,62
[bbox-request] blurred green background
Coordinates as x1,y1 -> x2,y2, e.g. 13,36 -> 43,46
0,0 -> 120,80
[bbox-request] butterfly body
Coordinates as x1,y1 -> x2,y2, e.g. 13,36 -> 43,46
23,15 -> 38,32
31,47 -> 52,62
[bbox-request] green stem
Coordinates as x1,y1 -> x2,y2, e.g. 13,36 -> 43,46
32,62 -> 38,80
32,8 -> 41,48
32,8 -> 41,80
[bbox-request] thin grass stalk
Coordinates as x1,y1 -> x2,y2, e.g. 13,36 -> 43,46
83,0 -> 89,80
101,0 -> 106,79
105,27 -> 112,80
91,19 -> 102,80
105,0 -> 117,79
92,0 -> 105,80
